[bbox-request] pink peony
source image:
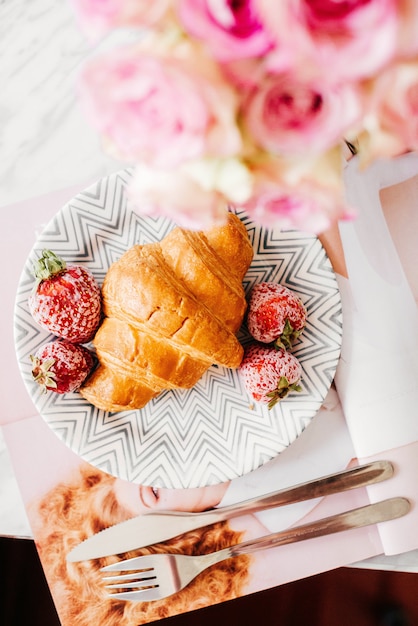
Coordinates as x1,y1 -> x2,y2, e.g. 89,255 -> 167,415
395,0 -> 418,58
243,177 -> 352,234
78,44 -> 242,167
178,0 -> 275,61
358,60 -> 418,162
256,0 -> 400,82
378,61 -> 418,151
127,164 -> 228,230
241,151 -> 354,233
70,0 -> 171,41
247,190 -> 326,233
243,73 -> 363,156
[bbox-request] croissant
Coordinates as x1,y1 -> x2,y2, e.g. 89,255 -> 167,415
80,213 -> 253,412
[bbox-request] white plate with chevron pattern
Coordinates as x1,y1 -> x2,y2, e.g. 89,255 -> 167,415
14,170 -> 343,489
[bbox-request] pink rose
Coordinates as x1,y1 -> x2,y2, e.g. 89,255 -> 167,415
241,151 -> 355,233
359,60 -> 418,162
243,73 -> 363,156
70,0 -> 171,41
256,0 -> 399,82
178,0 -> 275,61
127,164 -> 228,230
396,0 -> 418,57
78,44 -> 242,167
128,156 -> 253,229
243,164 -> 352,233
245,186 -> 344,234
378,61 -> 418,151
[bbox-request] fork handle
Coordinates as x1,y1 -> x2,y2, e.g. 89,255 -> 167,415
216,497 -> 410,561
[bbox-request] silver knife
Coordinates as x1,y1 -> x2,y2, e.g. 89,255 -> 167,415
67,460 -> 393,562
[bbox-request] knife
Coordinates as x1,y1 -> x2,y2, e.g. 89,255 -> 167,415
67,460 -> 393,562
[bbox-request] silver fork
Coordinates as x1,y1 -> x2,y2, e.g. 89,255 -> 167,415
101,496 -> 410,602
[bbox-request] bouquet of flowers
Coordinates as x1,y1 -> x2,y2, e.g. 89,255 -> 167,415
71,0 -> 418,233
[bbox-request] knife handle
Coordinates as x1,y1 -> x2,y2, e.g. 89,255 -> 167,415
67,460 -> 396,561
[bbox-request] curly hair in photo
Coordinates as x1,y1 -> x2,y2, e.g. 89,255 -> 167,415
31,464 -> 251,625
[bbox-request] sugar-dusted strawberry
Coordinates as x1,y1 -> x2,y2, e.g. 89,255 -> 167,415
247,282 -> 307,350
28,249 -> 102,343
239,344 -> 302,408
31,340 -> 95,394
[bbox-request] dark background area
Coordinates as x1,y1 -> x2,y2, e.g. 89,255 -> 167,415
1,537 -> 417,626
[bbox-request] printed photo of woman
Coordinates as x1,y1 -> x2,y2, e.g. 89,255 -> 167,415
33,464 -> 251,625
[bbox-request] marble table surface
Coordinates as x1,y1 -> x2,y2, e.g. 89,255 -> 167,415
1,0 -> 417,575
0,0 -> 122,209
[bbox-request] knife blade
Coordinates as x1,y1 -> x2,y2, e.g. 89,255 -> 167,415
67,460 -> 393,562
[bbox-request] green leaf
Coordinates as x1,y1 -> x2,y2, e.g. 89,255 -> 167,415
32,249 -> 66,289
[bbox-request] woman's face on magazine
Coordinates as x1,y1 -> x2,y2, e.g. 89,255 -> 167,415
114,478 -> 229,516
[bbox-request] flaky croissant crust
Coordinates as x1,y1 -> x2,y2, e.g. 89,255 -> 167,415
80,212 -> 253,412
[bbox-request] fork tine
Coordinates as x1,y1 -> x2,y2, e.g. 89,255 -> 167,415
102,571 -> 157,584
107,588 -> 163,602
101,555 -> 156,572
103,564 -> 161,600
105,580 -> 157,590
101,554 -> 183,602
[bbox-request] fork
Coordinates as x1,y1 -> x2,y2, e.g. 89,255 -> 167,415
101,496 -> 410,602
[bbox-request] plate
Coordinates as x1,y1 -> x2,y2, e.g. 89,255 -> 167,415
14,170 -> 343,489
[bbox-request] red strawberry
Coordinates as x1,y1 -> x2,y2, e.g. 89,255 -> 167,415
31,340 -> 95,394
247,282 -> 307,350
239,344 -> 302,409
28,249 -> 102,343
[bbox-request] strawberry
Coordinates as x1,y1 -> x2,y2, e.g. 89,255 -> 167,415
28,249 -> 102,343
247,282 -> 307,350
239,344 -> 302,409
31,340 -> 95,394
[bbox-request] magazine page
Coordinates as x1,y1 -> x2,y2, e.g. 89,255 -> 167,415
2,414 -> 381,626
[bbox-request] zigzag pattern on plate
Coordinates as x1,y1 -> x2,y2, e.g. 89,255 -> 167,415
14,170 -> 343,488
